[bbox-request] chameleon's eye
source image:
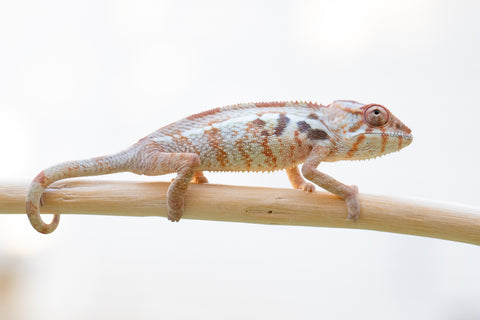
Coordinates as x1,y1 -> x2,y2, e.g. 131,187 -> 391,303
364,104 -> 389,126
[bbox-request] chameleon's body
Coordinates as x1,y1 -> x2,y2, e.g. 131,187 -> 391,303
26,100 -> 412,234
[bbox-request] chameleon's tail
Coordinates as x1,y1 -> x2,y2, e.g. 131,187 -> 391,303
26,150 -> 133,234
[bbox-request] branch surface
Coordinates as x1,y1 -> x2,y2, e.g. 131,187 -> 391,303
1,181 -> 479,245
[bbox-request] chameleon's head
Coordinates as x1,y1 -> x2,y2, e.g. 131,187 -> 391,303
327,100 -> 413,161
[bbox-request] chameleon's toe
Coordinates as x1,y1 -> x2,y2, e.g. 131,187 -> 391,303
191,176 -> 209,184
167,198 -> 184,222
167,215 -> 181,222
167,209 -> 183,222
301,182 -> 316,192
167,207 -> 184,222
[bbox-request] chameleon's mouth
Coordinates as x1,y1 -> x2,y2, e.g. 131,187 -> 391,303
366,131 -> 413,140
364,131 -> 413,150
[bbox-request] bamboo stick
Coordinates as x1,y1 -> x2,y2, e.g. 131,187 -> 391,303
1,180 -> 479,245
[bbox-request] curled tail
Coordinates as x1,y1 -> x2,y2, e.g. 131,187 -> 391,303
26,150 -> 134,234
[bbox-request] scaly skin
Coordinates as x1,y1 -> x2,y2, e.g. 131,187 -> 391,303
26,100 -> 413,234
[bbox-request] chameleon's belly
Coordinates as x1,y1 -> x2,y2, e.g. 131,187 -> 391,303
156,133 -> 313,172
197,135 -> 313,172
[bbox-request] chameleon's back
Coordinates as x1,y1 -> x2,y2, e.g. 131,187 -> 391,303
147,102 -> 331,172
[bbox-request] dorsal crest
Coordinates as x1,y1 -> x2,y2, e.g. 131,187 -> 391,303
186,101 -> 326,121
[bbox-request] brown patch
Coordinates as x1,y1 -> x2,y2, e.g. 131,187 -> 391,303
394,121 -> 411,134
255,101 -> 287,108
307,113 -> 319,120
251,118 -> 266,127
245,118 -> 265,136
380,134 -> 388,153
398,136 -> 403,149
186,107 -> 222,120
347,135 -> 366,158
261,130 -> 269,136
297,121 -> 311,133
273,114 -> 290,136
307,129 -> 329,140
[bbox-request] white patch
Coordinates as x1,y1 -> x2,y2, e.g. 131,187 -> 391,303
258,113 -> 280,122
212,114 -> 259,129
334,100 -> 364,109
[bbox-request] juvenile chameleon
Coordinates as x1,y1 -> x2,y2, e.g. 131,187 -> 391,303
26,100 -> 413,234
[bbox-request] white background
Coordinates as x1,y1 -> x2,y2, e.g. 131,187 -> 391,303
0,0 -> 479,319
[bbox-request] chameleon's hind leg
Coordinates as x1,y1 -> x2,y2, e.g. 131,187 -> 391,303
286,166 -> 315,192
191,171 -> 208,184
135,151 -> 201,222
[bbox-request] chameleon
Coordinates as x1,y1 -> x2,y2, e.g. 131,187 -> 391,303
26,100 -> 413,234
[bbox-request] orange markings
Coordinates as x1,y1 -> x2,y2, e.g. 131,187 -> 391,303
347,134 -> 366,158
205,128 -> 229,168
348,120 -> 363,133
380,134 -> 388,154
34,171 -> 50,188
25,201 -> 37,217
174,135 -> 198,154
235,140 -> 252,169
261,136 -> 277,168
398,136 -> 403,150
289,145 -> 296,157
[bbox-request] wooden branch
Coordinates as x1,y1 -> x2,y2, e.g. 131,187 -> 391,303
1,180 -> 480,245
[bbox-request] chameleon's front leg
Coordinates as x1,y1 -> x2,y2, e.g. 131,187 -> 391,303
301,145 -> 360,221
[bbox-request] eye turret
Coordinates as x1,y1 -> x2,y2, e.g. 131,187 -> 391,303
364,104 -> 389,126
